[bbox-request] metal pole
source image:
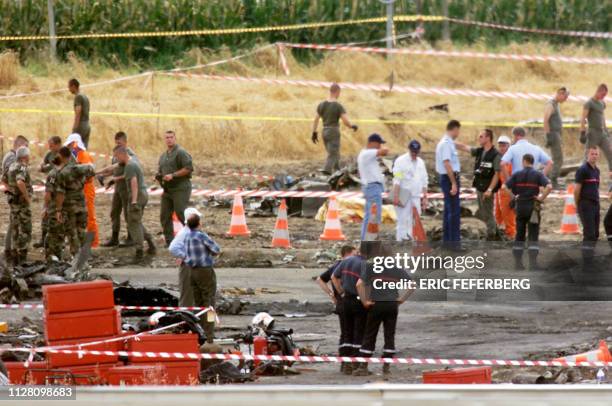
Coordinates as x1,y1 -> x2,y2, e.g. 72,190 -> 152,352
442,0 -> 450,41
385,0 -> 394,52
47,0 -> 57,61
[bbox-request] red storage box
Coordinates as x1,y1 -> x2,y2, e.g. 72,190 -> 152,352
422,367 -> 492,384
127,333 -> 199,362
133,361 -> 200,385
43,280 -> 114,314
107,365 -> 166,385
44,307 -> 121,341
5,361 -> 47,384
47,336 -> 123,367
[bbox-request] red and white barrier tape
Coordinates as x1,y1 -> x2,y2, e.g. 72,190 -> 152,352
164,72 -> 608,103
277,44 -> 291,76
450,18 -> 612,39
6,347 -> 609,368
281,42 -> 612,65
0,303 -> 215,312
0,185 -> 573,200
222,170 -> 275,181
2,137 -> 111,159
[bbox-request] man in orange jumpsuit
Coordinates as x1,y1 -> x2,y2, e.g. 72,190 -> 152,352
495,135 -> 515,239
65,133 -> 99,247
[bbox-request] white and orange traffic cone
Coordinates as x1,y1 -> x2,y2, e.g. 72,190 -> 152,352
226,194 -> 251,237
559,183 -> 580,235
320,196 -> 346,241
172,212 -> 183,236
554,340 -> 612,364
412,206 -> 432,256
363,203 -> 379,241
271,199 -> 291,248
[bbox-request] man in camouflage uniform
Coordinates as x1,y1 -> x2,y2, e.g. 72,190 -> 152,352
114,146 -> 156,262
2,135 -> 28,258
97,131 -> 138,247
157,131 -> 193,246
44,158 -> 63,261
7,147 -> 33,264
54,146 -> 94,256
35,136 -> 62,249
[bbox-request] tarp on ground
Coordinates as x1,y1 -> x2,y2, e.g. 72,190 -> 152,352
315,197 -> 397,224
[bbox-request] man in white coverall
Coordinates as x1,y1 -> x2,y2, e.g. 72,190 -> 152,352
392,140 -> 428,241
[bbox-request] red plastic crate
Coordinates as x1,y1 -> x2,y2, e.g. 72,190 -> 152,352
5,361 -> 47,384
43,280 -> 114,314
44,307 -> 121,341
107,365 -> 166,385
47,336 -> 124,367
422,367 -> 492,384
127,333 -> 199,362
45,363 -> 118,385
132,361 -> 200,385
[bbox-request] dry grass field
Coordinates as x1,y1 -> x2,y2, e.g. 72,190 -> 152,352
0,42 -> 610,165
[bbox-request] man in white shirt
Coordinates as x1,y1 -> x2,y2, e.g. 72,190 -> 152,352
392,140 -> 428,241
169,207 -> 202,307
357,133 -> 389,240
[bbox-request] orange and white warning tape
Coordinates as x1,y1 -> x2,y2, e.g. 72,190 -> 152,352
0,303 -> 214,312
449,18 -> 612,39
164,72 -> 608,103
5,346 -> 610,368
222,170 -> 275,181
2,136 -> 112,159
281,42 -> 612,65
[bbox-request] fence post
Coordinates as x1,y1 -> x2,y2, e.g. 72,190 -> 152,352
47,0 -> 57,61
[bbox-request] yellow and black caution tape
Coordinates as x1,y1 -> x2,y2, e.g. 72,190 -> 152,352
0,106 -> 582,128
0,15 -> 444,41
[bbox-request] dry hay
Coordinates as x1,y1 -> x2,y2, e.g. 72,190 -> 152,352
0,42 -> 610,164
0,51 -> 19,88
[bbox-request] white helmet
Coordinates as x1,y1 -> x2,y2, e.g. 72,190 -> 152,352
251,312 -> 275,330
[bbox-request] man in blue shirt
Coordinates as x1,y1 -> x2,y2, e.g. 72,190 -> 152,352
501,126 -> 553,178
171,208 -> 220,343
574,147 -> 601,261
503,154 -> 552,270
435,120 -> 463,248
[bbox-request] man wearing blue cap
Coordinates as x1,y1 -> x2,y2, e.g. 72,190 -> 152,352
392,140 -> 428,241
357,134 -> 389,240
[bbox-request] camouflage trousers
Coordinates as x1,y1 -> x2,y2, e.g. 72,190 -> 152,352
45,209 -> 64,260
61,200 -> 88,256
9,203 -> 32,253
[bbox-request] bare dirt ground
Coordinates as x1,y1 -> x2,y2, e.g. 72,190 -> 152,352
2,155 -> 612,384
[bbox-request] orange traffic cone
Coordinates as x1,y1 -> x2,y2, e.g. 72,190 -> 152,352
172,212 -> 183,236
226,194 -> 251,237
363,203 -> 379,241
320,197 -> 346,241
559,184 -> 580,235
554,340 -> 612,364
412,206 -> 432,256
271,199 -> 291,248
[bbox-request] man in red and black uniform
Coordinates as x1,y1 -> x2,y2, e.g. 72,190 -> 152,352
574,147 -> 601,262
331,251 -> 367,375
503,154 -> 552,271
316,245 -> 356,373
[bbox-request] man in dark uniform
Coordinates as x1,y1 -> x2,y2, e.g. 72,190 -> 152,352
605,192 -> 612,254
68,79 -> 91,148
354,248 -> 414,376
331,251 -> 367,375
97,132 -> 138,247
312,83 -> 358,174
316,245 -> 356,373
574,147 -> 601,263
35,136 -> 62,249
157,130 -> 193,247
503,154 -> 552,271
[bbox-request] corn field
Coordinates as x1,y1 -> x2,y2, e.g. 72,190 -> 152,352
0,0 -> 610,67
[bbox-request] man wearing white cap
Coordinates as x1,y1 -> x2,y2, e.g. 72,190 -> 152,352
169,207 -> 202,307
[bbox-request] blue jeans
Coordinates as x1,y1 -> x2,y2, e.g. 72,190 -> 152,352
361,182 -> 384,240
440,175 -> 461,244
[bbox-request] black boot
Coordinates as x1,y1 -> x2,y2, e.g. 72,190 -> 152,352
33,232 -> 46,249
513,249 -> 525,271
352,362 -> 372,376
101,232 -> 119,247
16,250 -> 27,266
119,236 -> 135,247
528,250 -> 543,271
132,249 -> 144,264
145,235 -> 157,255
